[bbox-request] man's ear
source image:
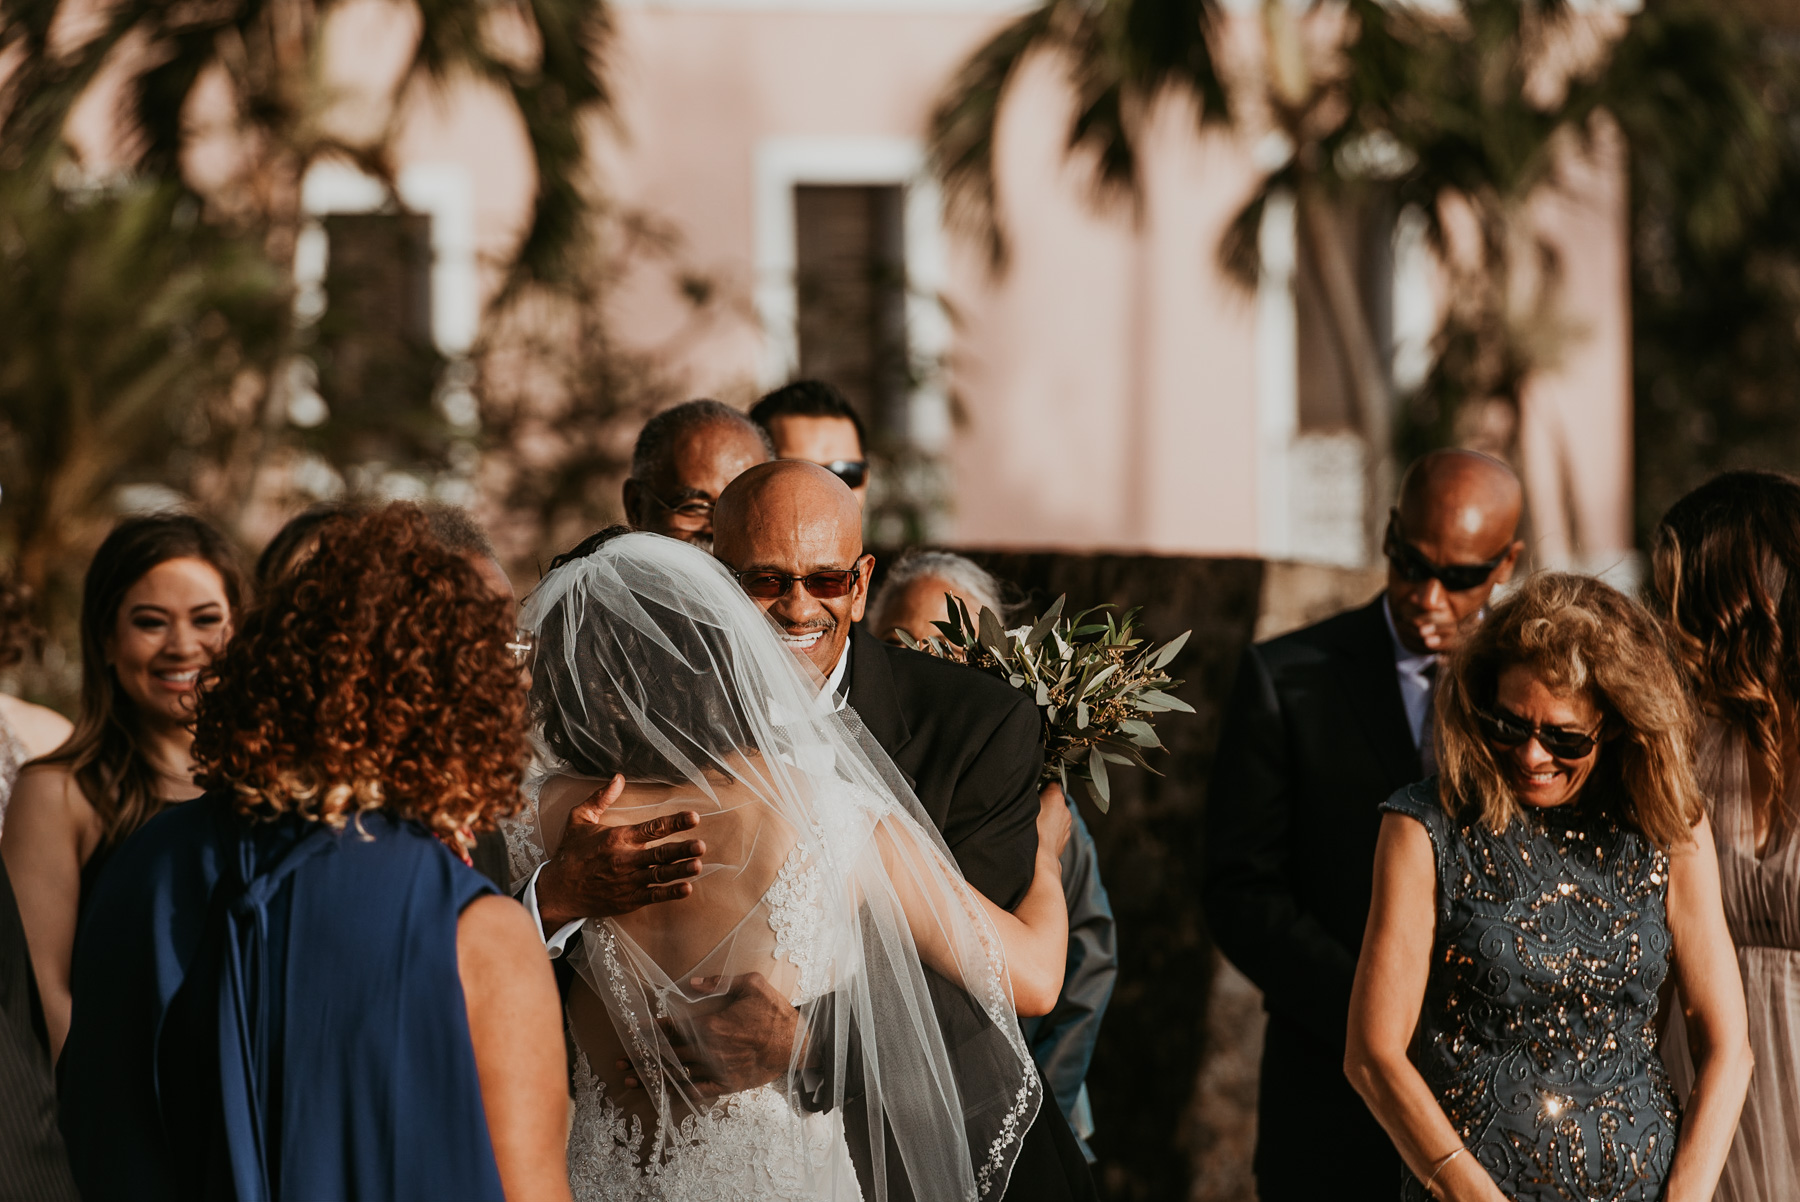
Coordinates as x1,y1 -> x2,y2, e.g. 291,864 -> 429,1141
848,553 -> 876,624
1495,539 -> 1526,585
621,478 -> 643,528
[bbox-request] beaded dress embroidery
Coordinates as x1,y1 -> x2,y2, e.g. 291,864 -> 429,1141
1381,781 -> 1678,1202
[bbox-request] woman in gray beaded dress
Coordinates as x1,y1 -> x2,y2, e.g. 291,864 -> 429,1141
1347,573 -> 1751,1202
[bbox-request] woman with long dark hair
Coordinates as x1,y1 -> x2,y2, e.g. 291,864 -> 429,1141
1654,469 -> 1800,1201
1346,573 -> 1750,1201
0,513 -> 243,1058
58,503 -> 569,1201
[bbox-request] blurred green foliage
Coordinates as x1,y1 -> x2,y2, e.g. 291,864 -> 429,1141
0,171 -> 288,586
1633,31 -> 1800,543
0,0 -> 615,594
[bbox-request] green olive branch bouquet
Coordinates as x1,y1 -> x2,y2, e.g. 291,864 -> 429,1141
898,595 -> 1194,812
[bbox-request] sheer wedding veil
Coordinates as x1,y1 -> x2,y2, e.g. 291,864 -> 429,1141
510,531 -> 1041,1200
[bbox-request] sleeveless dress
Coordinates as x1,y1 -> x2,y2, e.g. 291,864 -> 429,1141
1664,725 -> 1800,1201
59,791 -> 503,1202
1380,781 -> 1679,1202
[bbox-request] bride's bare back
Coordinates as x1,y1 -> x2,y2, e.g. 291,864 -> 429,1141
535,769 -> 811,1137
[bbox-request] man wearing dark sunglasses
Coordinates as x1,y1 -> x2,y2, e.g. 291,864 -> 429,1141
711,460 -> 1098,1202
1202,449 -> 1523,1202
623,399 -> 773,551
750,379 -> 871,503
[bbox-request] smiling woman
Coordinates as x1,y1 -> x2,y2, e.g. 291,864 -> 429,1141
1345,573 -> 1752,1202
0,514 -> 243,1060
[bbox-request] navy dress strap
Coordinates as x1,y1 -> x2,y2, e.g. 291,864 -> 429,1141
60,792 -> 503,1202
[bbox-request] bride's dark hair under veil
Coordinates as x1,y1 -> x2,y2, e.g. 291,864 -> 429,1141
510,531 -> 1041,1201
531,578 -> 752,784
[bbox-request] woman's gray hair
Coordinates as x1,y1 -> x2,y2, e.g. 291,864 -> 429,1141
871,550 -> 1007,628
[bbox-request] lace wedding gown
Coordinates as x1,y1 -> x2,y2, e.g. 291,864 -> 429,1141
1665,724 -> 1800,1201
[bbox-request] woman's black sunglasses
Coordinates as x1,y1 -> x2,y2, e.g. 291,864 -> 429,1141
1384,512 -> 1506,593
1475,707 -> 1600,760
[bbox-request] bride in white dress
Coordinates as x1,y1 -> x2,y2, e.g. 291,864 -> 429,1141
505,531 -> 1067,1202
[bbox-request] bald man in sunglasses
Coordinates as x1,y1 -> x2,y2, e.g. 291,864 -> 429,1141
706,460 -> 1099,1202
1202,449 -> 1523,1202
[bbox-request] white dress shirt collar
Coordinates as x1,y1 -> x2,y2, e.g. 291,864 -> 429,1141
820,639 -> 850,710
1383,597 -> 1438,748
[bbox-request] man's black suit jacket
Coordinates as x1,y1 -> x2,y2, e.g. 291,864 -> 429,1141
843,626 -> 1042,908
1203,596 -> 1420,1202
842,626 -> 1096,1202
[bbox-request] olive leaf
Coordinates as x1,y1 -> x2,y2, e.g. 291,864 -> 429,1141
906,592 -> 1193,816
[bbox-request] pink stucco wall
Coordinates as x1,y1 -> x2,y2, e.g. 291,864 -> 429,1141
52,0 -> 1636,565
589,6 -> 1268,554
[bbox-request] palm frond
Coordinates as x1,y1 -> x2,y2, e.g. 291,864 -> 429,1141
928,5 -> 1056,268
930,0 -> 1226,272
1597,0 -> 1778,256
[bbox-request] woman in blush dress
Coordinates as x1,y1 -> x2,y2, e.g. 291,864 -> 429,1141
1,514 -> 243,1060
1654,469 -> 1800,1201
1347,572 -> 1751,1202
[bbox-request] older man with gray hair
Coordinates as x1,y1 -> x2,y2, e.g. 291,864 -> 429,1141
867,550 -> 1005,642
623,399 -> 772,550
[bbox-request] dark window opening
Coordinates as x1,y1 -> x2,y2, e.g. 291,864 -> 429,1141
315,211 -> 441,430
794,184 -> 909,439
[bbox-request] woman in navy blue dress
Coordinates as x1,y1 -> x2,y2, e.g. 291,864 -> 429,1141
1347,573 -> 1751,1202
58,504 -> 570,1202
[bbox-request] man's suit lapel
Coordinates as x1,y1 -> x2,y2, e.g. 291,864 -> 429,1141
845,626 -> 912,759
1335,597 -> 1422,787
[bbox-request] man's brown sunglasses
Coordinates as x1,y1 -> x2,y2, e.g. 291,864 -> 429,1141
731,567 -> 862,600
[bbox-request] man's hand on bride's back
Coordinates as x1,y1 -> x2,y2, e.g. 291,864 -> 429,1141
536,775 -> 707,928
619,972 -> 798,1100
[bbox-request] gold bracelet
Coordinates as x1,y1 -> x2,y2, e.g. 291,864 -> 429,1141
1422,1146 -> 1466,1195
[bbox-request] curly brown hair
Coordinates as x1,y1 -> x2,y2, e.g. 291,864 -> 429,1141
1435,572 -> 1703,847
1651,470 -> 1800,807
193,503 -> 526,845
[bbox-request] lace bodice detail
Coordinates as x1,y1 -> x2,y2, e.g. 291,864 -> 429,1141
1383,781 -> 1678,1202
567,1045 -> 861,1202
766,841 -> 830,1004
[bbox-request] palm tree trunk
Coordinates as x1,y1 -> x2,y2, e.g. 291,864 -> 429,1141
1296,186 -> 1392,561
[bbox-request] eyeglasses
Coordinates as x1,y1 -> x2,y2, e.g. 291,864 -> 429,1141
730,566 -> 862,600
823,460 -> 868,489
639,487 -> 714,530
1475,706 -> 1602,760
1384,512 -> 1507,593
